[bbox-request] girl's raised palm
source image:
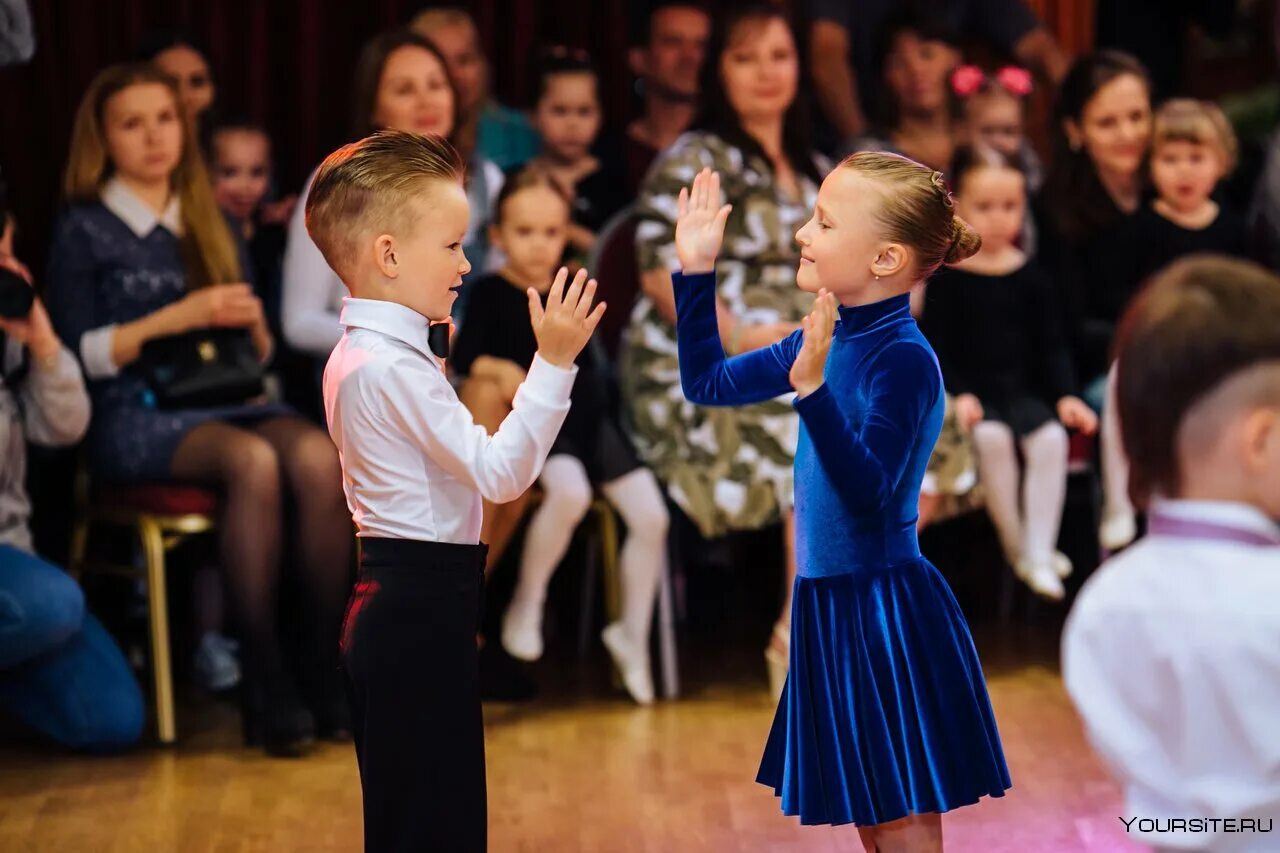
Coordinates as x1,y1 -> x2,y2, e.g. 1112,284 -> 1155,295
790,289 -> 837,397
675,167 -> 732,274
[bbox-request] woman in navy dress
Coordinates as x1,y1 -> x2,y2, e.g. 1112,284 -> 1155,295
672,162 -> 1009,849
45,64 -> 351,756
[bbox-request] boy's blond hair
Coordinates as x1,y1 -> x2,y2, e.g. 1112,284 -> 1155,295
1152,98 -> 1238,173
305,130 -> 465,281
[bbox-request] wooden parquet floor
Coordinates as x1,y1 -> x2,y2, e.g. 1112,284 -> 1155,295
0,627 -> 1144,852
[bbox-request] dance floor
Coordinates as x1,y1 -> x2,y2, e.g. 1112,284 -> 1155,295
0,620 -> 1142,852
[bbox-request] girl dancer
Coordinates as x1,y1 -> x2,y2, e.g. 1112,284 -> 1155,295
673,160 -> 1009,850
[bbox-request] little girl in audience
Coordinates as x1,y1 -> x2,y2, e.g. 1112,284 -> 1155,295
1099,99 -> 1250,551
451,169 -> 668,704
921,146 -> 1097,600
951,64 -> 1043,256
210,123 -> 284,331
521,47 -> 628,265
950,65 -> 1043,192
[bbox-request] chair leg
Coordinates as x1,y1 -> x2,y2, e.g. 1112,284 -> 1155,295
138,516 -> 177,745
578,528 -> 599,661
657,556 -> 680,699
596,503 -> 621,624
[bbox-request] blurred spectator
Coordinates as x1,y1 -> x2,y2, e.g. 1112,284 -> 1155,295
810,0 -> 1068,153
0,0 -> 34,65
45,65 -> 350,757
1039,51 -> 1153,411
0,208 -> 143,751
625,2 -> 711,193
846,13 -> 962,169
621,4 -> 825,698
519,46 -> 628,265
411,6 -> 541,170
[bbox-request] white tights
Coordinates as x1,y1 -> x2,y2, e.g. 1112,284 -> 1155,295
508,455 -> 669,646
971,420 -> 1068,566
1100,363 -> 1135,521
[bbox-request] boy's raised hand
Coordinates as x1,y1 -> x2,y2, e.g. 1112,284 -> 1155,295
528,266 -> 606,369
675,167 -> 732,275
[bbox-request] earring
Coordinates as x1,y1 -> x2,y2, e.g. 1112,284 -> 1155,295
874,274 -> 881,281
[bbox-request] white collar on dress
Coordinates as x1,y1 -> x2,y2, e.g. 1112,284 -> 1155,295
339,297 -> 443,368
101,176 -> 183,238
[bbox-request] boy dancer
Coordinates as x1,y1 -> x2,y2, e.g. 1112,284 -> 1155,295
1064,256 -> 1280,853
307,130 -> 605,852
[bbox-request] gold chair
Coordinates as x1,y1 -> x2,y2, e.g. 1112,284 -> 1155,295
68,474 -> 217,745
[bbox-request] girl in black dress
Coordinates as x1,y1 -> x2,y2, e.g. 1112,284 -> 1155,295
451,169 -> 667,704
921,146 -> 1098,600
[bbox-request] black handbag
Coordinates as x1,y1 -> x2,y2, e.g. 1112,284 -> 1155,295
139,328 -> 265,410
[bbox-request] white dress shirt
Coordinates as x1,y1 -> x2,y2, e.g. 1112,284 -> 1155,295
1063,499 -> 1280,852
324,297 -> 575,543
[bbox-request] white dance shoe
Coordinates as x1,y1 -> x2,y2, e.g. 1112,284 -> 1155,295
1099,509 -> 1138,552
601,623 -> 655,705
501,604 -> 544,662
1015,557 -> 1066,601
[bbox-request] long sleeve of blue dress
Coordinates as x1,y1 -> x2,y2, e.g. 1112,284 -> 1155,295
793,342 -> 939,516
675,269 -> 941,518
673,270 -> 802,405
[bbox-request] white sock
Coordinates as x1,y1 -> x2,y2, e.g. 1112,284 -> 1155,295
1101,363 -> 1135,519
973,420 -> 1022,564
511,455 -> 592,616
1019,421 -> 1069,565
599,467 -> 669,647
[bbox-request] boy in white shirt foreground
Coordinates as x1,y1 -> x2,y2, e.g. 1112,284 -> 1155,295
1063,255 -> 1280,853
306,130 -> 605,852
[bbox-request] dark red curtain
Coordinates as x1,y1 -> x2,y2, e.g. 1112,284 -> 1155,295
0,0 -> 633,273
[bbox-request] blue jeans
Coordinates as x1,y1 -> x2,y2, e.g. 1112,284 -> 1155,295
0,545 -> 144,751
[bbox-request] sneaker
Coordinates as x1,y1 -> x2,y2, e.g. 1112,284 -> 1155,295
501,603 -> 544,662
1014,558 -> 1065,601
601,623 -> 655,705
194,631 -> 241,692
1099,509 -> 1138,552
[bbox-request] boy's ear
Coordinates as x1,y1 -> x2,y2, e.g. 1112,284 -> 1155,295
1240,408 -> 1279,476
487,222 -> 502,253
374,233 -> 398,279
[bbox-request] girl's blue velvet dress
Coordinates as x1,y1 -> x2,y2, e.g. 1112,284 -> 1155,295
674,271 -> 1010,827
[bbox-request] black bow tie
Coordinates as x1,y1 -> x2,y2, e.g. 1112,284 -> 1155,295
427,322 -> 451,358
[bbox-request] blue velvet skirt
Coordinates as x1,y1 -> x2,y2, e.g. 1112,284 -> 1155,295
756,557 -> 1011,826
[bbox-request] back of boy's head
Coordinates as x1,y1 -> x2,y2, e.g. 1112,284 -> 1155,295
1152,98 -> 1238,173
1115,255 -> 1280,507
305,130 -> 464,281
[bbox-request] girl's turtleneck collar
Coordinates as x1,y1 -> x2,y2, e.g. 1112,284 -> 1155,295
835,292 -> 912,340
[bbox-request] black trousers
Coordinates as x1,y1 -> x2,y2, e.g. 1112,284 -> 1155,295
341,538 -> 489,853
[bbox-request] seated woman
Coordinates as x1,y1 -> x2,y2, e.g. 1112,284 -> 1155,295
45,64 -> 350,757
620,5 -> 827,698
